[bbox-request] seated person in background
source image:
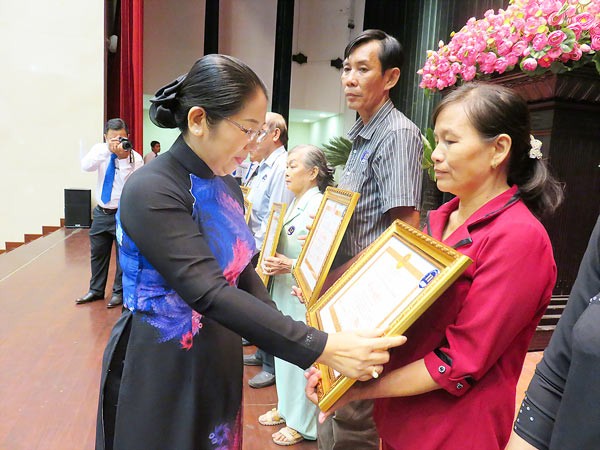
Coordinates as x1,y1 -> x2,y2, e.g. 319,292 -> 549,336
258,144 -> 334,446
306,82 -> 564,450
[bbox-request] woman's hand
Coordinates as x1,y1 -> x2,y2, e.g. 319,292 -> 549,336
305,367 -> 371,422
261,253 -> 292,276
317,329 -> 406,381
291,285 -> 305,304
108,137 -> 131,159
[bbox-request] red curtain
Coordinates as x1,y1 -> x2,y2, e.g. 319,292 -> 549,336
119,0 -> 144,155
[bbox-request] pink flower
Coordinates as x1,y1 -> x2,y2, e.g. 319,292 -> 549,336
511,40 -> 529,56
180,331 -> 193,351
497,39 -> 513,56
418,0 -> 600,92
574,12 -> 596,30
568,22 -> 583,39
564,5 -> 577,17
494,57 -> 510,73
522,57 -> 538,71
461,65 -> 477,81
547,46 -> 563,58
540,0 -> 562,16
191,311 -> 203,334
547,30 -> 567,47
547,12 -> 565,26
532,34 -> 549,51
223,238 -> 254,286
568,46 -> 583,61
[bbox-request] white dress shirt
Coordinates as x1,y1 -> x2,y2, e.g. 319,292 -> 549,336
81,142 -> 144,209
247,146 -> 294,249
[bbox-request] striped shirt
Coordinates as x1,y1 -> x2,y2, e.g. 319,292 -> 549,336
337,99 -> 423,258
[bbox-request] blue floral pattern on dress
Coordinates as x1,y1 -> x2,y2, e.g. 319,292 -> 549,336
117,176 -> 255,350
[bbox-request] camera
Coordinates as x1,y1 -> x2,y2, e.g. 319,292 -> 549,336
118,136 -> 132,150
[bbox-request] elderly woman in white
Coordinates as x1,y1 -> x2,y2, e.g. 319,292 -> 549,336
258,144 -> 334,446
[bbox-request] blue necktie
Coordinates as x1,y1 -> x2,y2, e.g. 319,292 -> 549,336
243,162 -> 257,185
101,153 -> 118,204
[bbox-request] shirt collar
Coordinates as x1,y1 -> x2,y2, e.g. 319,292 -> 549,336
347,99 -> 395,141
261,145 -> 286,168
426,185 -> 521,246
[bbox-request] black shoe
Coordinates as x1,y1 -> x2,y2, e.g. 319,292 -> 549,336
76,291 -> 104,304
243,353 -> 262,366
107,293 -> 123,309
248,371 -> 275,389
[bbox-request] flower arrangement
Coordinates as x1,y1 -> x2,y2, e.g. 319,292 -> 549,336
418,0 -> 600,92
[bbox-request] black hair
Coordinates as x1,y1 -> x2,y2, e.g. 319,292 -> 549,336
344,29 -> 404,72
289,144 -> 335,193
150,140 -> 160,147
432,82 -> 563,217
104,118 -> 128,135
149,54 -> 268,133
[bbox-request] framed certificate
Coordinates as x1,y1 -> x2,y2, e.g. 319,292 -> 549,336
240,186 -> 252,223
256,202 -> 288,286
306,219 -> 472,410
293,187 -> 359,306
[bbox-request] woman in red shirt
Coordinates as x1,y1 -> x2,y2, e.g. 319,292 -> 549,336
307,83 -> 564,450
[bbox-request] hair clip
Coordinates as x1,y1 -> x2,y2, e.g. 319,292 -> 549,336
529,135 -> 543,160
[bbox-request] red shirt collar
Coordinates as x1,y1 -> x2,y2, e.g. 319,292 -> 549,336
426,185 -> 520,247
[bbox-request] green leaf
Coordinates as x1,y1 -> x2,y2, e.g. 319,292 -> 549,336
322,136 -> 353,168
421,128 -> 437,181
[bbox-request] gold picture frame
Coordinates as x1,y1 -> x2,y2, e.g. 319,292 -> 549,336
292,187 -> 359,307
307,219 -> 472,410
240,186 -> 252,224
256,202 -> 288,286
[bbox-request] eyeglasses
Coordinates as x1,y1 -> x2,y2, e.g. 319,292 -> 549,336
222,117 -> 273,144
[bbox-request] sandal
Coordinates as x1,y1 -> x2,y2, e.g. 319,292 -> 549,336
272,426 -> 304,446
258,408 -> 285,426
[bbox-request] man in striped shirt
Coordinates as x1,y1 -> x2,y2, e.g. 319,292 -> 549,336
318,29 -> 423,450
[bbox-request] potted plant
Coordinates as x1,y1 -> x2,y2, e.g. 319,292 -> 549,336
418,0 -> 599,93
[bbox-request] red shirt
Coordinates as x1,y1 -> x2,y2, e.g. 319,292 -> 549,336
374,186 -> 556,450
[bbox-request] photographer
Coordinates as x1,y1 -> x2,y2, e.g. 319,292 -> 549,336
77,118 -> 143,308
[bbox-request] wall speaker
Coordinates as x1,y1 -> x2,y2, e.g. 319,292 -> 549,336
64,189 -> 91,228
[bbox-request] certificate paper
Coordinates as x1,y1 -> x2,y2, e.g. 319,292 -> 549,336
307,219 -> 472,410
256,203 -> 287,286
293,187 -> 359,306
319,236 -> 439,333
299,199 -> 347,290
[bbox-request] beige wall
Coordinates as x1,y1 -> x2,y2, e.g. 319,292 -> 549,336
0,1 -> 104,250
0,0 -> 366,249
